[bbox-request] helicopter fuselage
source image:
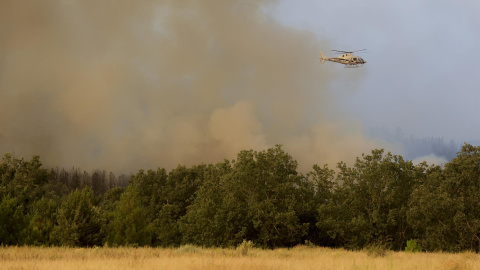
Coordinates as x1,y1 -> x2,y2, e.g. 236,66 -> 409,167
319,50 -> 366,67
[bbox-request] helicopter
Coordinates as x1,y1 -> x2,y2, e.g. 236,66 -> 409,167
319,49 -> 367,68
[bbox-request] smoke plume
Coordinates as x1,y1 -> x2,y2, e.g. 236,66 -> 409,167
0,0 -> 379,172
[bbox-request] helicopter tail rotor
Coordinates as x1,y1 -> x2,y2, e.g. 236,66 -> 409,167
318,50 -> 327,63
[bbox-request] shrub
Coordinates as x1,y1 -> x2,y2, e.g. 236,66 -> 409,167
364,242 -> 387,257
176,244 -> 201,254
405,239 -> 422,252
237,239 -> 254,256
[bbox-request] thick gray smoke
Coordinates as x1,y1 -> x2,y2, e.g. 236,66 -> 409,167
0,0 -> 379,172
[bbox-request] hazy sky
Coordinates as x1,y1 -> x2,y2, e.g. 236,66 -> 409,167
0,0 -> 478,172
271,0 -> 480,143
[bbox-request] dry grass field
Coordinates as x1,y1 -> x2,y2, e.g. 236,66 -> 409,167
0,245 -> 479,270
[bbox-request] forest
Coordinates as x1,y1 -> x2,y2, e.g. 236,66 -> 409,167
0,144 -> 479,252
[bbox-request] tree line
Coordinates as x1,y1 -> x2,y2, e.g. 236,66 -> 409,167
368,127 -> 460,160
0,144 -> 479,251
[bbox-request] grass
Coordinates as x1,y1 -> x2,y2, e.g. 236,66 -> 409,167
0,245 -> 479,270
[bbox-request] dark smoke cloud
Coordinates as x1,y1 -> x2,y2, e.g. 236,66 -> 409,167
0,0 -> 379,172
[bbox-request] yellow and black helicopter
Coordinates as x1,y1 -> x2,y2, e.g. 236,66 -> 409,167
319,49 -> 367,68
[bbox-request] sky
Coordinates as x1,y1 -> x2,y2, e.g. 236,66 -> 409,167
0,0 -> 479,173
271,0 -> 480,143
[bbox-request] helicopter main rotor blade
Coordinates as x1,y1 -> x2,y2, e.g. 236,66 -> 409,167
332,49 -> 367,53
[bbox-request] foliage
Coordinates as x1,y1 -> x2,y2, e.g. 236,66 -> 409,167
175,244 -> 201,254
100,187 -> 125,244
23,196 -> 60,246
0,154 -> 52,245
364,242 -> 387,257
108,188 -> 154,246
179,161 -> 241,247
53,187 -> 103,247
405,239 -> 422,252
0,144 -> 479,251
408,144 -> 480,252
317,150 -> 423,250
237,239 -> 254,256
0,195 -> 26,245
181,146 -> 310,248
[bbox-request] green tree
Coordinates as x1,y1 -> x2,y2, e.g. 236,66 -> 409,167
408,144 -> 480,251
0,154 -> 50,202
0,195 -> 26,245
179,161 -> 238,247
154,164 -> 206,246
128,168 -> 167,219
0,153 -> 52,245
53,187 -> 103,247
241,146 -> 309,248
318,149 -> 422,250
109,188 -> 154,246
305,164 -> 335,246
23,196 -> 60,246
105,168 -> 167,246
100,186 -> 125,245
181,146 -> 310,248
